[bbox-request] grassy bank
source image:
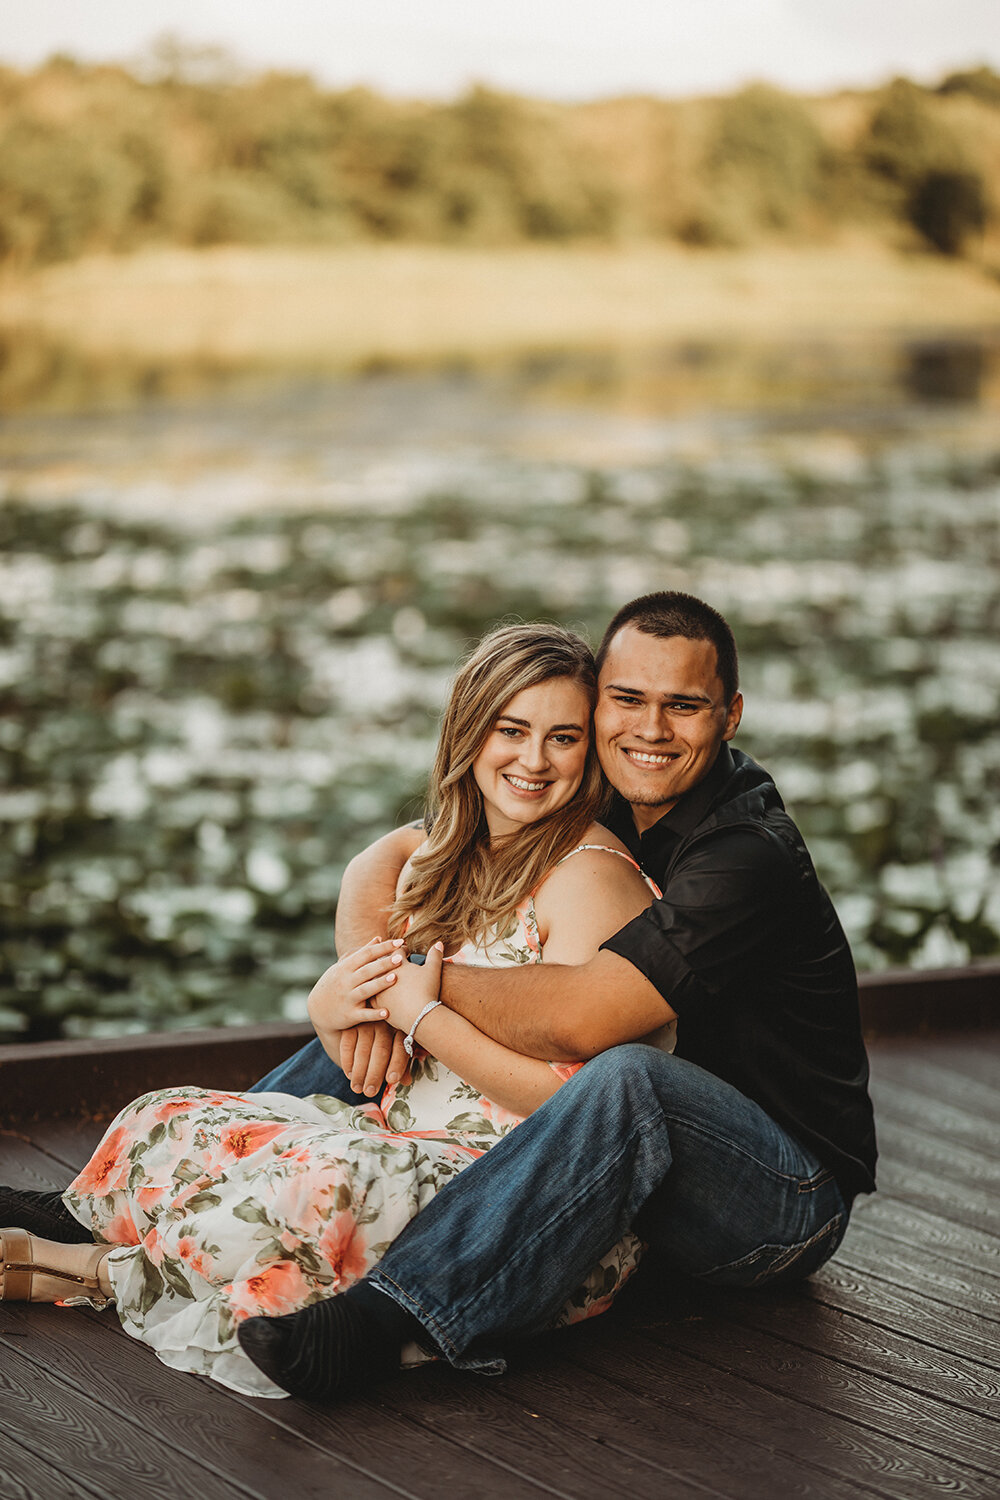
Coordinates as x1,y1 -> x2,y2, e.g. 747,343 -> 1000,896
3,242 -> 1000,372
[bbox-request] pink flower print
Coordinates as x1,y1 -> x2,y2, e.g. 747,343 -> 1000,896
219,1121 -> 286,1161
71,1126 -> 131,1196
478,1096 -> 525,1131
102,1209 -> 141,1247
226,1260 -> 314,1321
176,1236 -> 213,1277
548,1061 -> 585,1084
151,1095 -> 202,1123
318,1211 -> 369,1289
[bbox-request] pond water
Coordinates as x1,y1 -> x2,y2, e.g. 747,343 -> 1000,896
1,335 -> 998,1041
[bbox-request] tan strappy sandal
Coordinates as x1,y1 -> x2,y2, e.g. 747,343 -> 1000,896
1,1227 -> 114,1309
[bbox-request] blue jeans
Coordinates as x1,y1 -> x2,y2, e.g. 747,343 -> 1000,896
251,1038 -> 848,1373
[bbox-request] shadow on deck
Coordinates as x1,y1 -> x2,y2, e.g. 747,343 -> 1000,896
1,968 -> 998,1499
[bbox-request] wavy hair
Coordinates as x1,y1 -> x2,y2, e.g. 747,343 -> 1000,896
389,624 -> 605,954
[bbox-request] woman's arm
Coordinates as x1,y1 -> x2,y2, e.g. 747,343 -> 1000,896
379,842 -> 657,1116
380,945 -> 565,1118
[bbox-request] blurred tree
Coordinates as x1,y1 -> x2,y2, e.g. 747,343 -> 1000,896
685,84 -> 826,245
936,65 -> 1000,107
910,169 -> 987,255
860,80 -> 988,255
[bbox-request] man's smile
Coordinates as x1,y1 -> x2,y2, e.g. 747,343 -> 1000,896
620,749 -> 678,767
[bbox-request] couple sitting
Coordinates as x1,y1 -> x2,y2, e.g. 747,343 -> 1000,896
1,591 -> 876,1403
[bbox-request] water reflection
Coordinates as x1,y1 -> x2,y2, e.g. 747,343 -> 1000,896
1,337 -> 998,1041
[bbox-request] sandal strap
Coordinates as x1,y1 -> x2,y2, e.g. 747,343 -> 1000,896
1,1227 -> 32,1300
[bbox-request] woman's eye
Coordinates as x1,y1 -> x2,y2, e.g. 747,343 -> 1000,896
498,726 -> 522,738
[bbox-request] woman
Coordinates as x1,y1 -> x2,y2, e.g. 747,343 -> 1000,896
1,625 -> 658,1397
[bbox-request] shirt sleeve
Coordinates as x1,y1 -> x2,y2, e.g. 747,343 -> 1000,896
600,825 -> 797,1009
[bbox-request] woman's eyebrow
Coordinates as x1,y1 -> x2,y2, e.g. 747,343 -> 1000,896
496,716 -> 585,732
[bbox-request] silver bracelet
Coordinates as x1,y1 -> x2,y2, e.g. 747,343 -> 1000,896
403,1000 -> 442,1057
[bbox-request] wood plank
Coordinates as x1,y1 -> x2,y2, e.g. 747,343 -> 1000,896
0,1336 -> 267,1500
222,1383 -> 565,1500
869,1051 -> 1000,1125
695,1277 -> 1000,1415
893,1034 -> 1000,1091
3,1295 -> 577,1500
0,1132 -> 79,1194
628,1307 -> 1000,1477
868,1079 -> 1000,1160
568,1315 -> 999,1500
371,1359 -> 715,1500
24,1120 -> 106,1176
490,1336 -> 879,1500
866,1142 -> 1000,1239
0,1302 -> 412,1500
849,1194 -> 1000,1279
830,1233 -> 1000,1333
0,1433 -> 108,1500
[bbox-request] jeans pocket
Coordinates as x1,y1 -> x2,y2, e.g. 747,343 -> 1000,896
697,1211 -> 846,1288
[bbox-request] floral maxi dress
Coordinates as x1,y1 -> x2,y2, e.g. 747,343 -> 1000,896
63,846 -> 650,1397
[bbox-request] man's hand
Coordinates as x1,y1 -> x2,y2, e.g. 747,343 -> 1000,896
340,1020 -> 410,1097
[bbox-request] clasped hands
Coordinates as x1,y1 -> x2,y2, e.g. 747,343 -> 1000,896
306,937 -> 444,1097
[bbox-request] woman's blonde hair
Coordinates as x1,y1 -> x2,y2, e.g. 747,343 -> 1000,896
390,624 -> 605,954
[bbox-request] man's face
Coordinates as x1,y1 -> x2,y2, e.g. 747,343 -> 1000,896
595,626 -> 743,832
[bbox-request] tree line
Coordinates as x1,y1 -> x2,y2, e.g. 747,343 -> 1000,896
0,43 -> 996,270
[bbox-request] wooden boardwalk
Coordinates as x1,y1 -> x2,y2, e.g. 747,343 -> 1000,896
2,1027 -> 998,1500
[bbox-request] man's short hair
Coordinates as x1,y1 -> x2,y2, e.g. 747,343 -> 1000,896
596,591 -> 739,704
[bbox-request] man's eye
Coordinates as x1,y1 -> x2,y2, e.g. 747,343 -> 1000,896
614,695 -> 642,707
668,702 -> 698,713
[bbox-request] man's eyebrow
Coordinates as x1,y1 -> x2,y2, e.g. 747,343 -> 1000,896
602,683 -> 713,704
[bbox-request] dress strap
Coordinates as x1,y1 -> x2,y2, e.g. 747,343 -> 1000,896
554,844 -> 660,895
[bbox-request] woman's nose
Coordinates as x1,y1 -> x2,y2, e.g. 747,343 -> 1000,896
519,737 -> 550,771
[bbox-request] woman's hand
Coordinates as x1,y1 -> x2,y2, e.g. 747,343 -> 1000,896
307,938 -> 405,1040
379,943 -> 444,1037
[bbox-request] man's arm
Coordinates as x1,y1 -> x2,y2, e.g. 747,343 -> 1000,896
329,825 -> 423,1094
335,825 -> 424,954
437,948 -> 674,1061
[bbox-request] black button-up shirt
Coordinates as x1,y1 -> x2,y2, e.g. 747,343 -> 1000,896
602,745 -> 877,1200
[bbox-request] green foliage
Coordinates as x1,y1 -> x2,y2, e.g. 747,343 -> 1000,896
683,85 -> 826,245
910,169 -> 987,255
859,79 -> 989,256
937,65 -> 1000,107
0,58 -> 996,268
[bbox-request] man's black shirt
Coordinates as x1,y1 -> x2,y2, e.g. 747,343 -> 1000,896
602,745 -> 877,1200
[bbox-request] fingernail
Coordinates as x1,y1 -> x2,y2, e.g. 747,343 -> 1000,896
391,952 -> 403,964
434,941 -> 444,952
392,938 -> 405,947
387,1073 -> 398,1084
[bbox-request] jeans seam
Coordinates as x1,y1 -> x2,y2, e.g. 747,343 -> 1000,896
374,1271 -> 462,1360
655,1109 -> 821,1188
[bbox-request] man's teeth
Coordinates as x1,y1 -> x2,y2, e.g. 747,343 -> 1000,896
506,775 -> 548,791
626,750 -> 674,765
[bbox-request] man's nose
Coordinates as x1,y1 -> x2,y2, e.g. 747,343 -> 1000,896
637,706 -> 672,740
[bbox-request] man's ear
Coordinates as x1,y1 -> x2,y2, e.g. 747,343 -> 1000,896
723,693 -> 743,741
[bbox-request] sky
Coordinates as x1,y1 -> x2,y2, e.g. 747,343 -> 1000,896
3,0 -> 999,100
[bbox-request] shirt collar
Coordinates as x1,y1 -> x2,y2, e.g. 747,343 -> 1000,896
605,743 -> 737,868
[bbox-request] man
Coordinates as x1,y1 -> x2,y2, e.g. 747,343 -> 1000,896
234,591 -> 876,1399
